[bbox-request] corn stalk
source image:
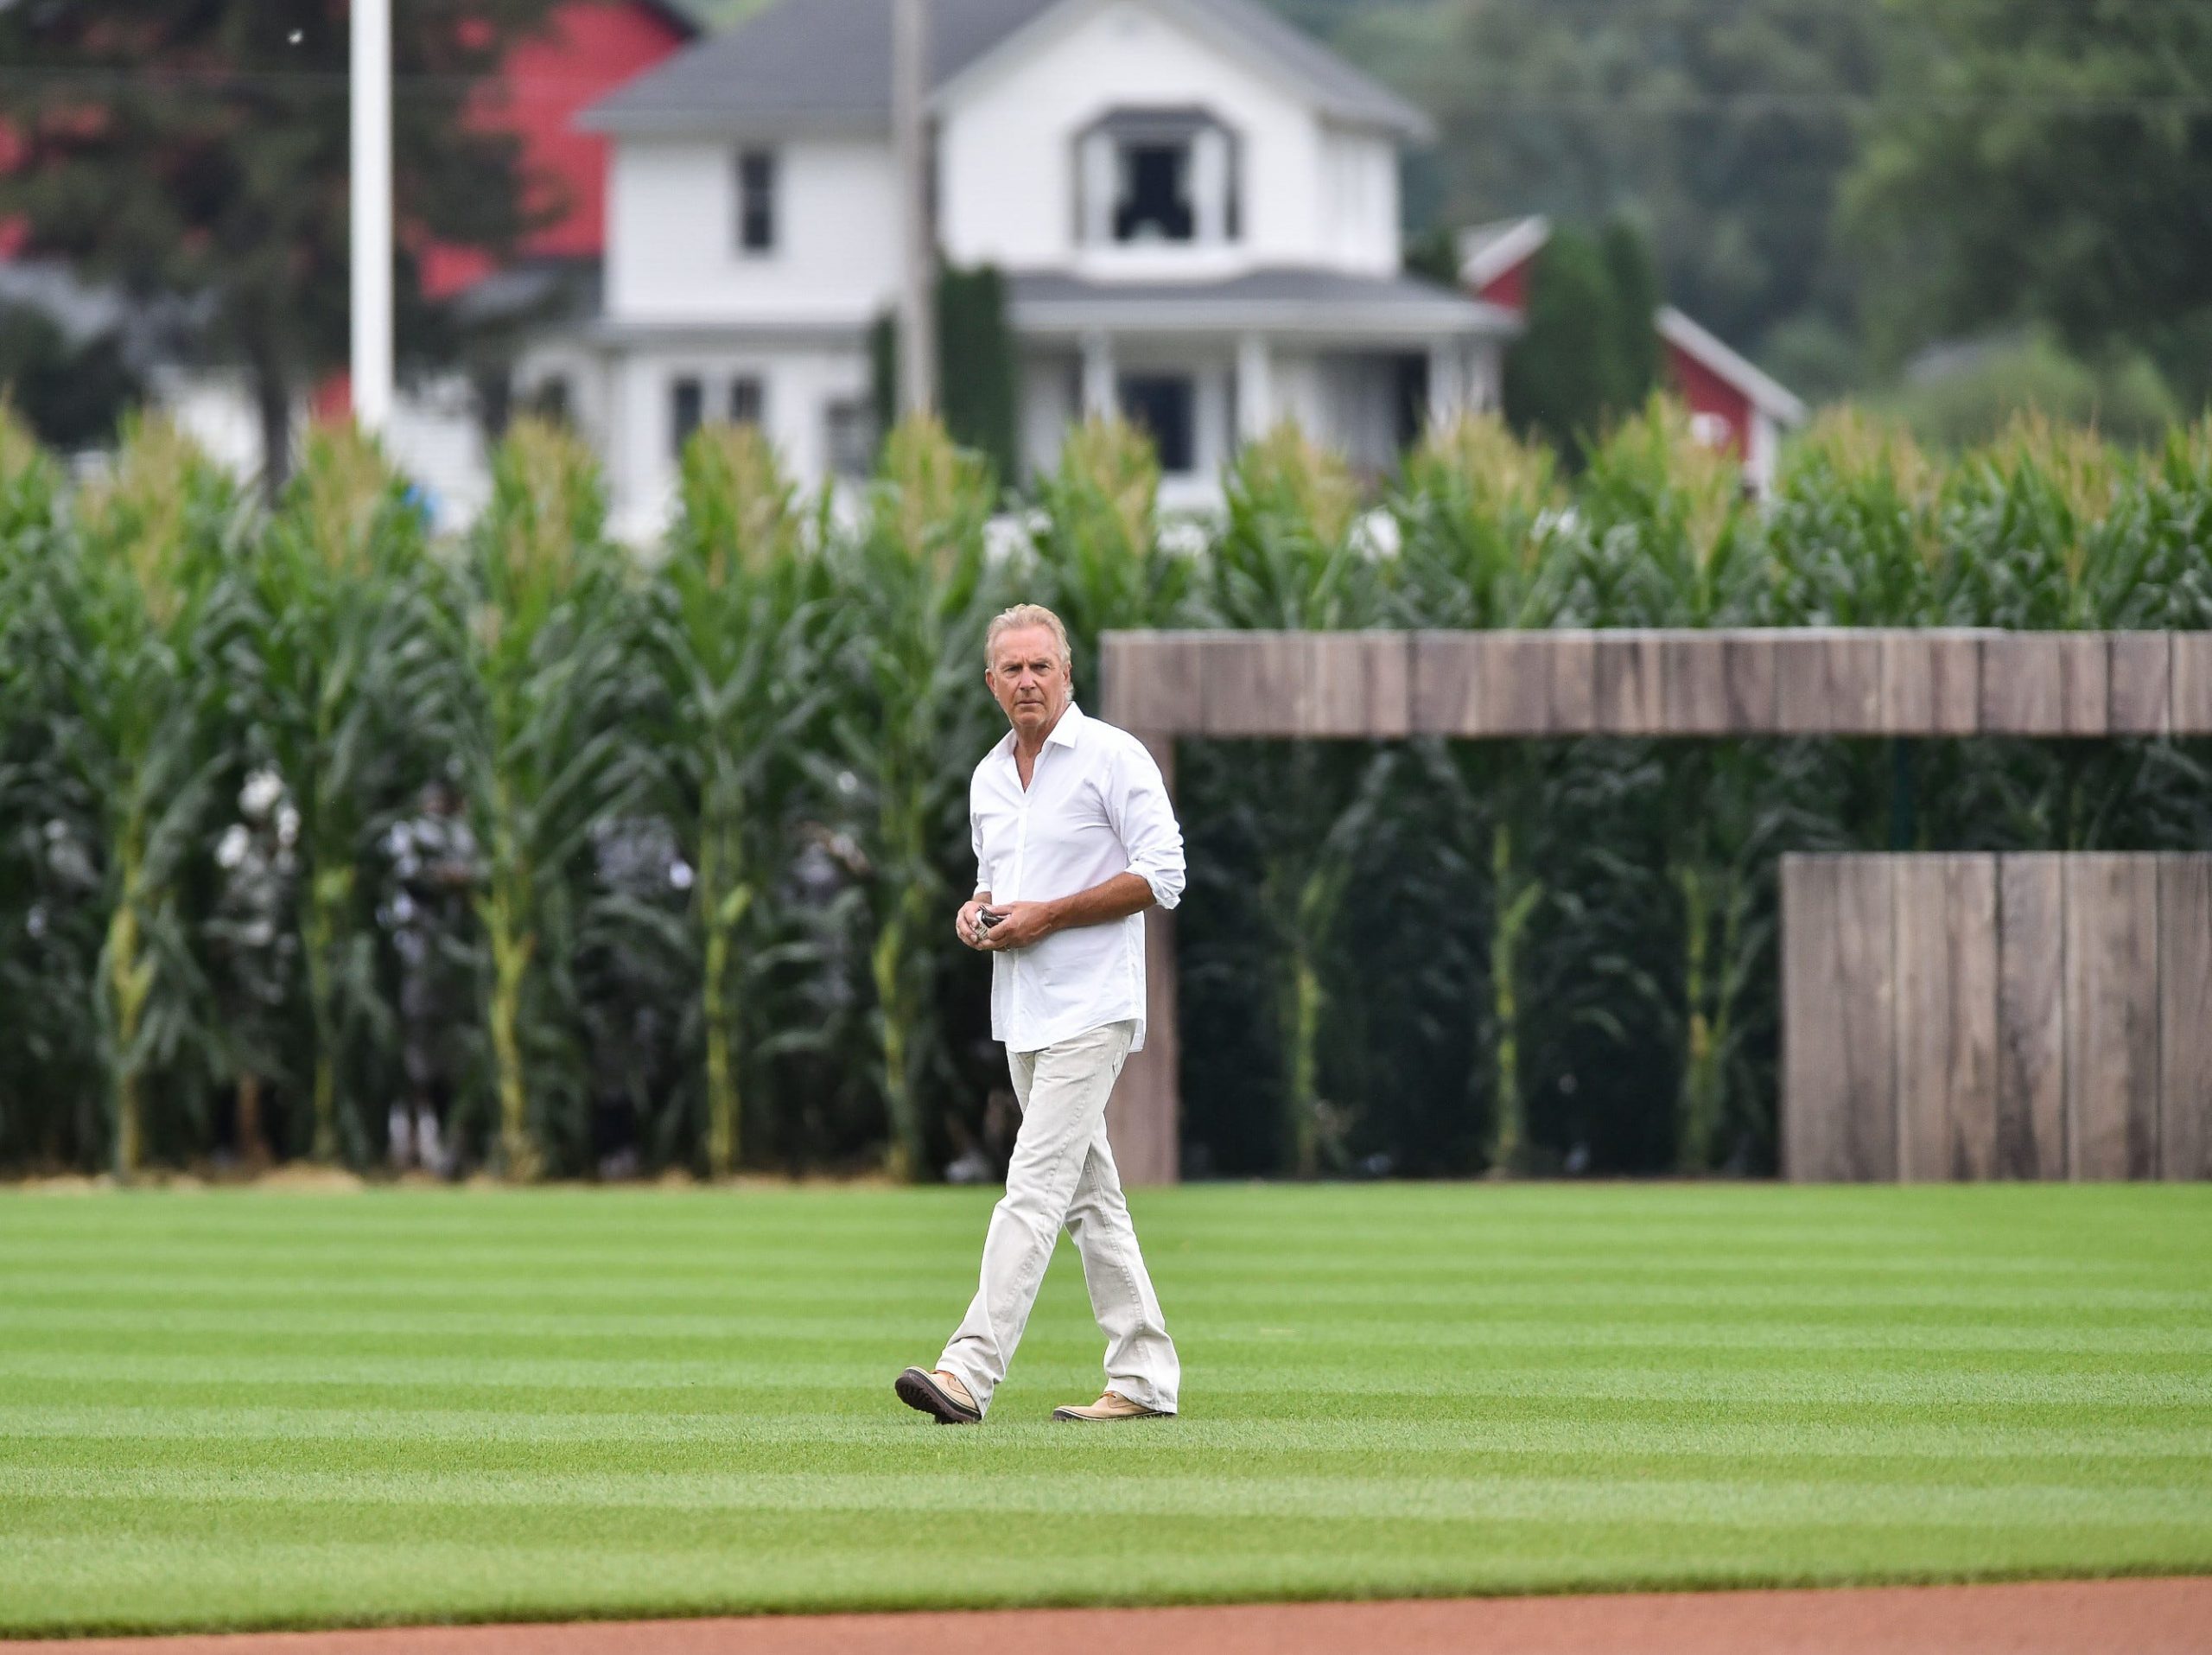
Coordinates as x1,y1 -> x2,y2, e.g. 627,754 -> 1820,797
829,417 -> 998,1180
65,415 -> 241,1178
650,422 -> 824,1178
238,420 -> 439,1163
454,419 -> 636,1180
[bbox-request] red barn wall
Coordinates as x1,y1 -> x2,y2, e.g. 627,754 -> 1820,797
1664,339 -> 1753,460
421,0 -> 690,298
1475,264 -> 1528,315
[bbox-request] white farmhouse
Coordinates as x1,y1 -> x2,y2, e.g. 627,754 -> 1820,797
526,0 -> 1515,534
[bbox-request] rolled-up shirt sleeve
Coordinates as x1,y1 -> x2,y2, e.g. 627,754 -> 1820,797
1108,741 -> 1185,911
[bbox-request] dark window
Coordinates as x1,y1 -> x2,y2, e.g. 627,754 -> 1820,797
1393,353 -> 1429,452
671,376 -> 703,457
1116,143 -> 1193,243
825,398 -> 874,478
1118,374 -> 1194,474
729,376 -> 765,425
527,375 -> 571,426
736,150 -> 777,254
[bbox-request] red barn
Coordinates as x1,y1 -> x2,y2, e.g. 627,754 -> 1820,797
420,0 -> 700,300
307,0 -> 697,423
1459,216 -> 1805,491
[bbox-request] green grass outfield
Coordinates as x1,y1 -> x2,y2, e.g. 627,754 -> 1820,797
1,1183 -> 2209,1638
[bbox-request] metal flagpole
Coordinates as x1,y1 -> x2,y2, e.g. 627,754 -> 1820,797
351,0 -> 394,432
893,0 -> 937,417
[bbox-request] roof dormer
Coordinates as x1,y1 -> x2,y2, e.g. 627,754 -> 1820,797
1074,106 -> 1240,251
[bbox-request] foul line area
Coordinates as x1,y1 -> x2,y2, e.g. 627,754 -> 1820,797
22,1578 -> 2210,1655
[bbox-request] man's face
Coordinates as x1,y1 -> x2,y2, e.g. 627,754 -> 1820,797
986,626 -> 1071,739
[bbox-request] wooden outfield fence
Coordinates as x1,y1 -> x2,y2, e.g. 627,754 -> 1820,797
1103,628 -> 2212,742
1782,855 -> 2212,1184
1096,628 -> 2212,1185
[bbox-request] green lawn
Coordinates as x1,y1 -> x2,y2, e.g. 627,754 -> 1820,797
1,1183 -> 2208,1638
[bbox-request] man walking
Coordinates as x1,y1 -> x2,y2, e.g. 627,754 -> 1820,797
896,604 -> 1183,1425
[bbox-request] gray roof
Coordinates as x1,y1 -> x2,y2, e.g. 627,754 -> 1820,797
1008,267 -> 1516,339
582,0 -> 1431,140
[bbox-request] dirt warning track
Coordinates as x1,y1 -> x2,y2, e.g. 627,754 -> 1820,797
22,1577 -> 2210,1655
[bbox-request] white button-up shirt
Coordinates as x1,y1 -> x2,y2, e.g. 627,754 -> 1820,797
970,702 -> 1185,1054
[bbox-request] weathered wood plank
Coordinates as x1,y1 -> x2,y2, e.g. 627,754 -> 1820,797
1777,630 -> 1885,734
1297,633 -> 1410,738
1593,629 -> 1667,735
1660,632 -> 1731,735
1107,732 -> 1179,1185
1363,632 -> 1412,739
1882,630 -> 1983,735
1198,631 -> 1290,736
2108,633 -> 2173,736
2159,856 -> 2212,1181
1099,632 -> 1203,732
2060,633 -> 2112,736
1721,630 -> 1780,731
1546,629 -> 1598,730
1414,630 -> 1596,736
1980,633 -> 2065,735
1782,855 -> 1897,1181
2171,633 -> 2212,735
1895,856 -> 2000,1181
1409,632 -> 1479,735
1996,855 -> 2069,1179
1485,632 -> 1565,735
2064,855 -> 2162,1180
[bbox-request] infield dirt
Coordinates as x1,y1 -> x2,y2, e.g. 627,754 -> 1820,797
14,1579 -> 2211,1655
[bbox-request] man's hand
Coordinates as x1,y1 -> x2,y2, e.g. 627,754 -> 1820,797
956,897 -> 994,951
976,901 -> 1057,951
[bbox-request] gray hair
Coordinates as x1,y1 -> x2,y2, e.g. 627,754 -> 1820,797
984,603 -> 1071,669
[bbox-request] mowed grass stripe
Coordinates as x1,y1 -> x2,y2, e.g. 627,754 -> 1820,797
0,1184 -> 2206,1637
10,1403 -> 2211,1466
3,1350 -> 2202,1406
8,1464 -> 2209,1531
9,1307 -> 2209,1358
4,1518 -> 2207,1638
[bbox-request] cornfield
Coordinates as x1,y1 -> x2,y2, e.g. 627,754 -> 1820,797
3,398 -> 2209,1182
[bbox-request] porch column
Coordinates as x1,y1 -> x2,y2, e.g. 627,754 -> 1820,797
1236,332 -> 1273,442
1081,330 -> 1116,419
1428,339 -> 1469,428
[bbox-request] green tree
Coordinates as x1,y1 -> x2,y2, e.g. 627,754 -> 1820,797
1847,0 -> 2212,400
937,265 -> 1020,491
1356,0 -> 1882,356
0,1 -> 557,491
869,264 -> 1020,486
1502,222 -> 1659,461
0,303 -> 140,453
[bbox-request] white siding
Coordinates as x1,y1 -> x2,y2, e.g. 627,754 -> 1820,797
606,137 -> 901,324
938,0 -> 1401,278
1320,128 -> 1398,277
590,344 -> 872,543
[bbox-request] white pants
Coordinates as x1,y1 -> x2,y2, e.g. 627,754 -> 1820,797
938,1019 -> 1179,1416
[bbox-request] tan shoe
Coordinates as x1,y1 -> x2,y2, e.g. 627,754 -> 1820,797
895,1365 -> 981,1424
1052,1390 -> 1171,1423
